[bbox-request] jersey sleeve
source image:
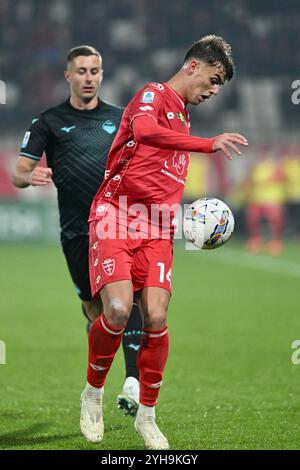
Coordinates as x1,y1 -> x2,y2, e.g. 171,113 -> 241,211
132,115 -> 216,153
128,83 -> 165,129
19,115 -> 50,161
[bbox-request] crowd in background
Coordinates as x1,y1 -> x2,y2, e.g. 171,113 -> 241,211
0,0 -> 299,130
1,0 -> 300,246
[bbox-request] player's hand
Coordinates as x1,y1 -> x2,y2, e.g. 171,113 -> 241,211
28,167 -> 53,186
212,133 -> 248,160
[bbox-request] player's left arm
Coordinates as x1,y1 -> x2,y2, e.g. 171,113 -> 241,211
132,115 -> 247,157
129,83 -> 248,159
212,133 -> 248,160
129,85 -> 216,154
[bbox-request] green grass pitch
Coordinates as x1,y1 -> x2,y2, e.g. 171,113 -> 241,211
0,241 -> 300,450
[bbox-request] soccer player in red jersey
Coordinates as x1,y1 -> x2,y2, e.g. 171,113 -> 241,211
80,36 -> 248,449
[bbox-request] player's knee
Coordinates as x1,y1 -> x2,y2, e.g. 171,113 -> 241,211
144,308 -> 168,330
105,299 -> 131,328
82,300 -> 102,322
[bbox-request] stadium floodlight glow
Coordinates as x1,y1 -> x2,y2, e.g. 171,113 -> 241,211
0,80 -> 6,104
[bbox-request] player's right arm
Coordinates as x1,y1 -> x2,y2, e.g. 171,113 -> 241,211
12,114 -> 53,188
12,157 -> 52,188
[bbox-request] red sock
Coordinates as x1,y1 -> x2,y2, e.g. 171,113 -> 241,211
138,326 -> 170,406
87,314 -> 124,388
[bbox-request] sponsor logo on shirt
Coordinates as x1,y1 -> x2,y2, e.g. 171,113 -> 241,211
176,112 -> 188,127
96,205 -> 108,214
139,105 -> 154,111
160,168 -> 185,185
161,152 -> 188,184
167,112 -> 175,119
151,83 -> 164,91
102,258 -> 115,276
61,125 -> 76,133
127,344 -> 140,351
102,120 -> 117,134
32,118 -> 39,124
21,131 -> 31,148
172,152 -> 187,175
141,91 -> 155,103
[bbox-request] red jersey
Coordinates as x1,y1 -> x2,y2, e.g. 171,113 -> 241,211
89,82 -> 215,236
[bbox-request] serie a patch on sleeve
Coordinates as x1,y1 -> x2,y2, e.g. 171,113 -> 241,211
141,91 -> 155,103
21,131 -> 31,148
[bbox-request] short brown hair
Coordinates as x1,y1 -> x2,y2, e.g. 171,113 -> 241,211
184,35 -> 234,81
67,45 -> 101,64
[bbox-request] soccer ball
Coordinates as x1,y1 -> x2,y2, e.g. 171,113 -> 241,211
183,197 -> 235,249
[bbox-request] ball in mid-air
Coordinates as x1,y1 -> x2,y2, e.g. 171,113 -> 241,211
183,197 -> 235,249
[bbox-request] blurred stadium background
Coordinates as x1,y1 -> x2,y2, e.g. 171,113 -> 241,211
1,0 -> 300,244
1,0 -> 300,451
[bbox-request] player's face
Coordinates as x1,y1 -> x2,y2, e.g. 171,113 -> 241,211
65,55 -> 103,103
186,60 -> 225,106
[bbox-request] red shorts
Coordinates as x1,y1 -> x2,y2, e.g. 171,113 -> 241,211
89,221 -> 173,298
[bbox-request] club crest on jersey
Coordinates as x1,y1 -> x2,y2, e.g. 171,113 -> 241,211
141,91 -> 155,103
102,258 -> 115,276
172,152 -> 187,175
102,120 -> 117,134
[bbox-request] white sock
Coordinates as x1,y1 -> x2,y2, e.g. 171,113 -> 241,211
85,382 -> 104,397
137,404 -> 155,419
83,383 -> 103,421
